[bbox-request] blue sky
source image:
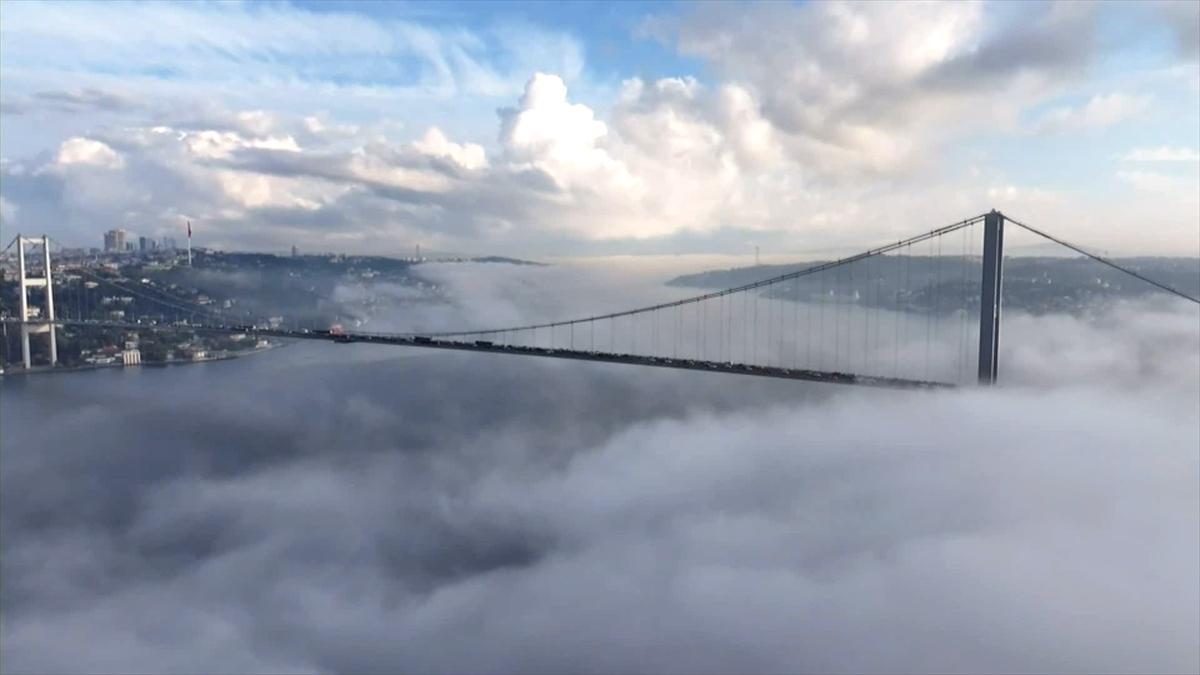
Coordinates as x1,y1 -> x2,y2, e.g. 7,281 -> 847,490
0,1 -> 1196,257
293,0 -> 708,81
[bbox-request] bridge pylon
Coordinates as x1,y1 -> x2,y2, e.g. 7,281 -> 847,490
977,210 -> 1004,385
15,235 -> 57,369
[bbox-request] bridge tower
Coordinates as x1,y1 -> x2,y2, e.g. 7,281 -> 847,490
15,235 -> 57,369
977,210 -> 1004,385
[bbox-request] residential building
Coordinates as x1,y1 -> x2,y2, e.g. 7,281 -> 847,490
103,229 -> 127,252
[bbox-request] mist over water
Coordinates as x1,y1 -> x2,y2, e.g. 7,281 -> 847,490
2,261 -> 1198,674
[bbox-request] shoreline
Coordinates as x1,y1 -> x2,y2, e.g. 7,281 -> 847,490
0,342 -> 285,378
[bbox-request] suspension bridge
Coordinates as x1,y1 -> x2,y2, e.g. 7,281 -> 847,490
3,210 -> 1197,388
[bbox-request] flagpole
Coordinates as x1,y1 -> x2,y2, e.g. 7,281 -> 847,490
187,220 -> 192,267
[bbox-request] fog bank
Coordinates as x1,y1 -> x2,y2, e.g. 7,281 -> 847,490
2,264 -> 1197,674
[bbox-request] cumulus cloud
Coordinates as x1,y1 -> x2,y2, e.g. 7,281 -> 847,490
499,72 -> 642,202
183,130 -> 301,160
2,75 -> 767,248
2,262 -> 1197,674
645,1 -> 1095,175
2,70 -> 1197,259
412,127 -> 488,171
54,137 -> 125,169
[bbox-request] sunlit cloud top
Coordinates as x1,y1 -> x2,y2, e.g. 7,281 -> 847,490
1,0 -> 1197,257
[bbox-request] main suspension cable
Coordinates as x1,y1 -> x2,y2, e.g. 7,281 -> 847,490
406,214 -> 989,338
1004,216 -> 1199,304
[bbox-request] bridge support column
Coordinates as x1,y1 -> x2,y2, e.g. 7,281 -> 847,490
42,235 -> 57,365
18,236 -> 30,369
977,210 -> 1004,385
15,234 -> 57,369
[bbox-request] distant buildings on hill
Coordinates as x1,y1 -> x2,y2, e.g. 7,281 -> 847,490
104,228 -> 179,253
102,228 -> 126,252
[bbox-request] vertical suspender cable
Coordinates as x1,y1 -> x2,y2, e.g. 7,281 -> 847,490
959,225 -> 968,382
653,305 -> 659,357
893,249 -> 900,378
834,264 -> 841,372
924,237 -> 932,379
818,267 -> 825,370
792,275 -> 799,369
933,234 -> 942,380
768,287 -> 774,367
968,222 -> 977,377
777,284 -> 784,368
863,253 -> 871,375
805,275 -> 811,368
903,242 -> 911,379
753,289 -> 759,365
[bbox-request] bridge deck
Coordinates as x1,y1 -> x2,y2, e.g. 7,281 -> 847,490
3,319 -> 955,390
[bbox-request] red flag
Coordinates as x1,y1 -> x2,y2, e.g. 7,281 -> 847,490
187,221 -> 192,238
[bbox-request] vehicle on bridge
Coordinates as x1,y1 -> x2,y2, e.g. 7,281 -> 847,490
329,324 -> 352,342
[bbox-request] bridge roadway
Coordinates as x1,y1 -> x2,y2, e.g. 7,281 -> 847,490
3,319 -> 954,390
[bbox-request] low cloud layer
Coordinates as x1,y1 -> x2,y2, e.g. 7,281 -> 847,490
3,260 -> 1197,673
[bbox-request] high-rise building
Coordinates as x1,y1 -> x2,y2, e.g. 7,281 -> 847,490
103,228 -> 127,252
139,236 -> 153,252
162,237 -> 177,250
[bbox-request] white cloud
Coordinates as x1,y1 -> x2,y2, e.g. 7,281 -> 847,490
345,145 -> 455,194
985,184 -> 1062,204
54,137 -> 124,169
215,170 -> 336,211
412,127 -> 488,170
499,73 -> 639,196
1119,145 -> 1200,162
183,131 -> 301,159
1032,93 -> 1152,134
3,76 -> 1196,259
715,84 -> 783,169
647,1 -> 1071,176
